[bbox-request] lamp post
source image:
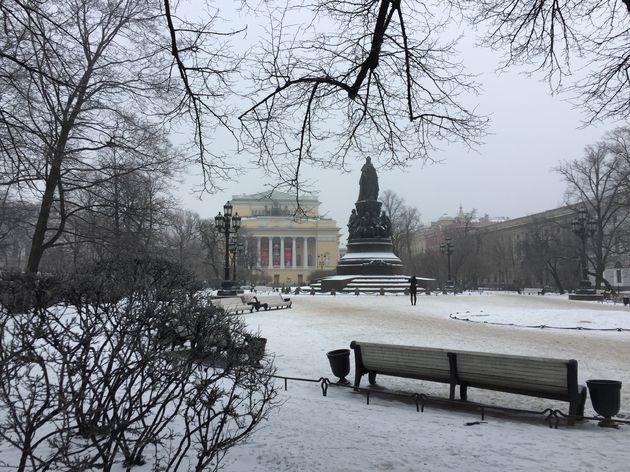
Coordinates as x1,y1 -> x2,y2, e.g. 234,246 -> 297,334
318,253 -> 326,271
215,201 -> 241,295
571,207 -> 596,293
440,237 -> 455,293
229,236 -> 244,282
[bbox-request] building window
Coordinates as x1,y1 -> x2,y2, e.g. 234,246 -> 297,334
616,269 -> 622,284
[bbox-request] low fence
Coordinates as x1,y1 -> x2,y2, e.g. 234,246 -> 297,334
449,313 -> 630,332
270,374 -> 630,429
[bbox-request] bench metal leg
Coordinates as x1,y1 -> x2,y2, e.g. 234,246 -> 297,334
568,386 -> 587,425
353,370 -> 363,391
368,372 -> 377,385
460,383 -> 468,401
577,387 -> 587,417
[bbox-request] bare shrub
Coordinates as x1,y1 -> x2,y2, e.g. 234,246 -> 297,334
0,259 -> 277,471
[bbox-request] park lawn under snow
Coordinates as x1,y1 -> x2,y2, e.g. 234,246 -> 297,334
221,291 -> 630,472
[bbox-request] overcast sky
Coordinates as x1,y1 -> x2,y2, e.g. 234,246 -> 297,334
175,5 -> 618,242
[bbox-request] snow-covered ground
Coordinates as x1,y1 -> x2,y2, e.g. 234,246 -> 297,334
224,292 -> 630,472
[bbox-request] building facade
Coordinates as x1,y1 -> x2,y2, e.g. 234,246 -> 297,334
411,206 -> 509,254
470,206 -> 578,289
411,205 -> 586,290
231,191 -> 340,286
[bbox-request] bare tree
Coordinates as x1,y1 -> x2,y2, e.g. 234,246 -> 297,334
380,190 -> 422,267
0,0 -> 235,273
199,218 -> 224,285
0,198 -> 34,269
556,134 -> 630,288
605,126 -> 630,254
236,1 -> 487,197
518,218 -> 579,293
59,150 -> 178,267
457,0 -> 630,123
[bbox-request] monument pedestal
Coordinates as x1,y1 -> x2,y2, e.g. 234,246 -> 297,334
336,237 -> 404,276
216,280 -> 243,297
568,281 -> 603,301
568,289 -> 603,301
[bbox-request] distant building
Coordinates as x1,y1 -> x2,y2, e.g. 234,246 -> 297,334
604,258 -> 630,292
231,191 -> 340,286
470,206 -> 578,289
410,205 -> 592,290
412,205 -> 509,254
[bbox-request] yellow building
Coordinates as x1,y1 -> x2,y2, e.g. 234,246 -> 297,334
231,191 -> 340,286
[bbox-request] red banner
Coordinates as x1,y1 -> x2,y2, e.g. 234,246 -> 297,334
284,245 -> 292,267
261,244 -> 268,266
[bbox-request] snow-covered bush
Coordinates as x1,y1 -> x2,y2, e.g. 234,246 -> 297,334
0,261 -> 277,471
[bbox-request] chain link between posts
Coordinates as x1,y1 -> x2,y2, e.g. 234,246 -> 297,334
449,313 -> 630,332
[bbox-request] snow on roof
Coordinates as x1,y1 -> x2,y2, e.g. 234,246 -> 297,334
340,252 -> 401,260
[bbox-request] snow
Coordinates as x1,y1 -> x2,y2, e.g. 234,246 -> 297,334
1,292 -> 627,471
223,292 -> 630,472
339,252 -> 402,259
318,275 -> 357,281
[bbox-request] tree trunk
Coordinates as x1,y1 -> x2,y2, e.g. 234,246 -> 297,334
24,63 -> 93,273
26,161 -> 62,273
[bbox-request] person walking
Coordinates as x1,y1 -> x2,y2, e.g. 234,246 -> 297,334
409,275 -> 418,306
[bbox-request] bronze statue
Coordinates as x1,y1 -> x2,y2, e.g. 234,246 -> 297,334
358,156 -> 379,201
379,211 -> 391,237
348,209 -> 359,238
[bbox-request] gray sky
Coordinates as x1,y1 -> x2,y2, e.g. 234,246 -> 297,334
175,6 -> 618,242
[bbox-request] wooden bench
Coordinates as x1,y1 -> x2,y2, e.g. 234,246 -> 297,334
210,297 -> 253,314
522,287 -> 543,295
350,341 -> 587,420
241,294 -> 292,311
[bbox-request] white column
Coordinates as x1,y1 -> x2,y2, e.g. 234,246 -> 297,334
292,237 -> 296,267
257,237 -> 262,267
268,237 -> 273,268
280,238 -> 285,267
303,237 -> 308,268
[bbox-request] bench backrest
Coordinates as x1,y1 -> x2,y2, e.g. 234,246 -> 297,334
243,294 -> 288,304
353,341 -> 452,383
352,341 -> 578,400
452,350 -> 574,397
212,297 -> 244,306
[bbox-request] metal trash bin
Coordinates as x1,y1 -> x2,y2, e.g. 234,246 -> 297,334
326,349 -> 350,384
587,379 -> 622,427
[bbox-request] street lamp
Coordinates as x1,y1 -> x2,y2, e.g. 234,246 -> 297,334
571,207 -> 596,293
229,236 -> 244,282
318,253 -> 326,271
440,237 -> 455,293
215,201 -> 241,295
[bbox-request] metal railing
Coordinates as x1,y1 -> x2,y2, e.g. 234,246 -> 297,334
270,374 -> 630,429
